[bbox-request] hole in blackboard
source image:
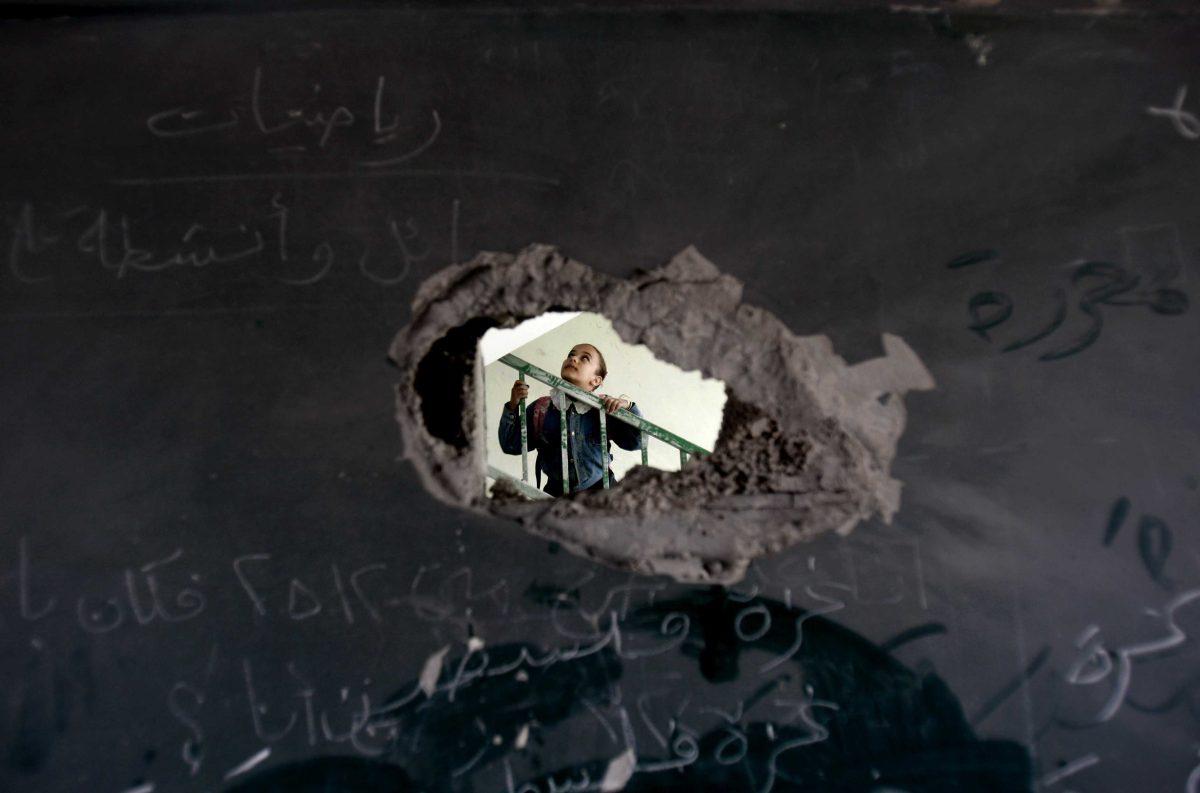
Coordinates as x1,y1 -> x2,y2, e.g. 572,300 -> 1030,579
390,244 -> 934,584
479,310 -> 727,500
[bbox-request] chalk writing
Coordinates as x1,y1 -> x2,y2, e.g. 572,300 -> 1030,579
950,249 -> 1189,361
766,536 -> 929,610
1102,496 -> 1174,590
18,538 -> 205,634
146,67 -> 441,165
5,196 -> 446,288
1040,752 -> 1099,788
1147,85 -> 1200,140
230,553 -> 387,625
166,682 -> 205,776
7,541 -> 1024,791
223,747 -> 271,781
1060,588 -> 1200,725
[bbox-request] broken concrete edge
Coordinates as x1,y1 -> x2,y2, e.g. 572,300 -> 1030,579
489,493 -> 753,584
390,244 -> 935,585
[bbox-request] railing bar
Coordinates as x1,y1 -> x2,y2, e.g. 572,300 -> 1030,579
560,396 -> 570,495
599,409 -> 609,489
518,371 -> 529,483
498,354 -> 710,456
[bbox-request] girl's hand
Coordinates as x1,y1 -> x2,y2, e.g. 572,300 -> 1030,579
601,394 -> 631,414
509,381 -> 529,409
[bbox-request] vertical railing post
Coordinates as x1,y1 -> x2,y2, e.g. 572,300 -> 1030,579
599,409 -> 609,489
560,402 -> 570,494
640,431 -> 648,467
679,448 -> 689,467
518,371 -> 528,483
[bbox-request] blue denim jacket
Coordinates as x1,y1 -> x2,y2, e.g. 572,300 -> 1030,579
498,394 -> 644,496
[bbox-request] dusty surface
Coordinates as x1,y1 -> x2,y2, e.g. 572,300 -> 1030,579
390,245 -> 934,584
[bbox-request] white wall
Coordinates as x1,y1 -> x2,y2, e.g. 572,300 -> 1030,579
478,311 -> 580,364
482,312 -> 727,491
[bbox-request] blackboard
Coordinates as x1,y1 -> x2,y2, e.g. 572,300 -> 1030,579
3,3 -> 1199,791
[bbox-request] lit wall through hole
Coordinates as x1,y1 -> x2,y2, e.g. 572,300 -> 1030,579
480,311 -> 728,498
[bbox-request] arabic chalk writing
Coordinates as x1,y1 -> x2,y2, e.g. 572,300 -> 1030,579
1102,496 -> 1174,590
6,197 -> 445,289
951,250 -> 1189,361
145,67 -> 441,164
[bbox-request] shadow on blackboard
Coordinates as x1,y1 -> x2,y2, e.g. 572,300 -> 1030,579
227,589 -> 1029,792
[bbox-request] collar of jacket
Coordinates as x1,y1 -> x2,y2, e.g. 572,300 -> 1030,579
550,387 -> 596,414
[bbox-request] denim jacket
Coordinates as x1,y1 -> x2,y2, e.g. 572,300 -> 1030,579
498,391 -> 644,496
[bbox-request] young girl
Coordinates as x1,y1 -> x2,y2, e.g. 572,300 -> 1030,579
497,343 -> 644,497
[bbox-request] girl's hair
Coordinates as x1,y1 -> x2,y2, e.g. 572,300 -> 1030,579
590,344 -> 608,380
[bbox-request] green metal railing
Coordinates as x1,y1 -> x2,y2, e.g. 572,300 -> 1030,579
490,353 -> 710,498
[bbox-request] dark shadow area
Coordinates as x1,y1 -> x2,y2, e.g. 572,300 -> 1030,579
413,317 -> 497,449
622,589 -> 1031,791
225,757 -> 415,793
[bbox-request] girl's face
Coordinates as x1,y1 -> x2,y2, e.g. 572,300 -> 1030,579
560,344 -> 603,391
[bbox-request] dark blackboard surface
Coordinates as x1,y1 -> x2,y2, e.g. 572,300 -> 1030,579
2,4 -> 1199,791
